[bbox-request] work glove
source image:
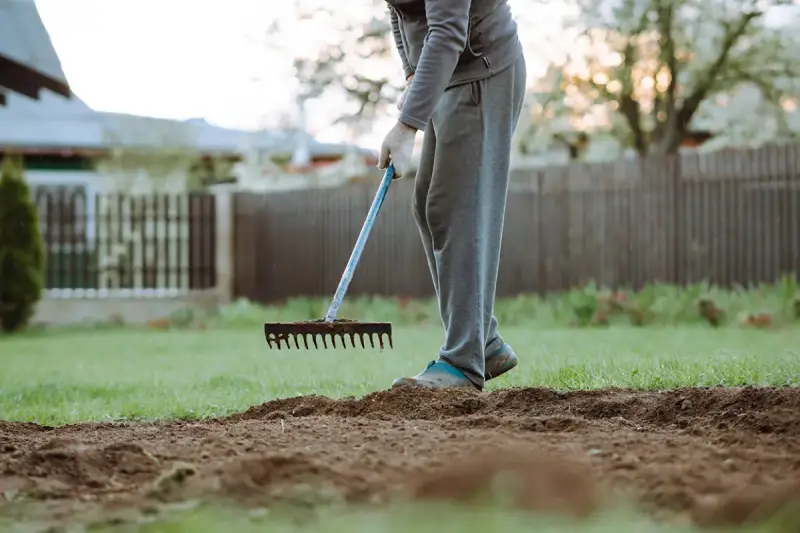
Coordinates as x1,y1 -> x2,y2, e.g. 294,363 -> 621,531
378,121 -> 417,179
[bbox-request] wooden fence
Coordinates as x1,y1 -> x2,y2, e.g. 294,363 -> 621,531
33,189 -> 217,295
234,143 -> 800,303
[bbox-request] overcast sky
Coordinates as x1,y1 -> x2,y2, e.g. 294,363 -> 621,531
35,0 -> 574,146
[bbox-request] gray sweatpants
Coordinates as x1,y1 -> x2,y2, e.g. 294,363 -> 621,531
412,54 -> 527,389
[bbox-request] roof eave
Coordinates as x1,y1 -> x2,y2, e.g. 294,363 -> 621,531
0,53 -> 71,103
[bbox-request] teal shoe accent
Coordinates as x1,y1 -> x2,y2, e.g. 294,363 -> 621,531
392,360 -> 478,390
484,343 -> 518,380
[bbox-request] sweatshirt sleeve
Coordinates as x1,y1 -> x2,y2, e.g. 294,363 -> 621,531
397,0 -> 471,131
390,7 -> 415,81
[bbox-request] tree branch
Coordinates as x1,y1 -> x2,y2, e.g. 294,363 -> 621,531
653,0 -> 677,132
676,11 -> 761,130
614,7 -> 652,156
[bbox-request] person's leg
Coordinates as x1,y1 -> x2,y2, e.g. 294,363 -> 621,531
412,124 -> 515,380
393,55 -> 527,389
412,119 -> 442,322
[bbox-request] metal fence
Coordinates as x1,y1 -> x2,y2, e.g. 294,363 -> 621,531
33,189 -> 217,297
232,143 -> 800,304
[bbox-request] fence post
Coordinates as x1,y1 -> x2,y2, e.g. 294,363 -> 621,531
214,191 -> 234,304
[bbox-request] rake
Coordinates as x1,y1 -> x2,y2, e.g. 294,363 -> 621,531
263,163 -> 395,350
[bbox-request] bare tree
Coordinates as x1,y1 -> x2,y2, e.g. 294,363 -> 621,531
533,0 -> 800,157
264,0 -> 402,139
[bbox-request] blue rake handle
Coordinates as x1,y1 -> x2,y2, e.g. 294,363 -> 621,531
324,163 -> 395,322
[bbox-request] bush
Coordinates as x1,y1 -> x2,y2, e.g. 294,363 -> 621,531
204,277 -> 800,330
0,155 -> 45,332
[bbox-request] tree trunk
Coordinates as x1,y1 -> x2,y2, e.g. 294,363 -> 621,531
649,125 -> 685,156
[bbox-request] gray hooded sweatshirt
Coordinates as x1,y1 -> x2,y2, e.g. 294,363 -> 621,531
387,0 -> 524,131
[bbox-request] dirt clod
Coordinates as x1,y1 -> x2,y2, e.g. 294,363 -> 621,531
692,479 -> 800,530
406,446 -> 603,518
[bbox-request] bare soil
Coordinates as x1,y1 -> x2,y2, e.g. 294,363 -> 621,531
1,386 -> 799,529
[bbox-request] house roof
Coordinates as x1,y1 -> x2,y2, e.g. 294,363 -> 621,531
0,0 -> 71,104
0,89 -> 375,158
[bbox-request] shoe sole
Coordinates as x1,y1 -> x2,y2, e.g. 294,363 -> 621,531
391,378 -> 478,390
484,351 -> 518,381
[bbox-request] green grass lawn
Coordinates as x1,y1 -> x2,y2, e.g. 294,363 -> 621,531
1,325 -> 798,533
1,325 -> 798,425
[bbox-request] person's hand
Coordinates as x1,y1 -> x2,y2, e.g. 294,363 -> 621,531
378,121 -> 417,179
397,74 -> 414,111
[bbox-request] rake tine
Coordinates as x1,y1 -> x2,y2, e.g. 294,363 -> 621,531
264,320 -> 392,351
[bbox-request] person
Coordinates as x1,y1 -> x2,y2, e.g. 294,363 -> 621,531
377,0 -> 526,391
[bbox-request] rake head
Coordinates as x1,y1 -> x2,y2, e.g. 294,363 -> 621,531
264,319 -> 393,350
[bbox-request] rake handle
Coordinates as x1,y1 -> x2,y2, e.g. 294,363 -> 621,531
324,163 -> 395,322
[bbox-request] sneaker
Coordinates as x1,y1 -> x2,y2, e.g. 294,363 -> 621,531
484,343 -> 518,380
392,360 -> 479,390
